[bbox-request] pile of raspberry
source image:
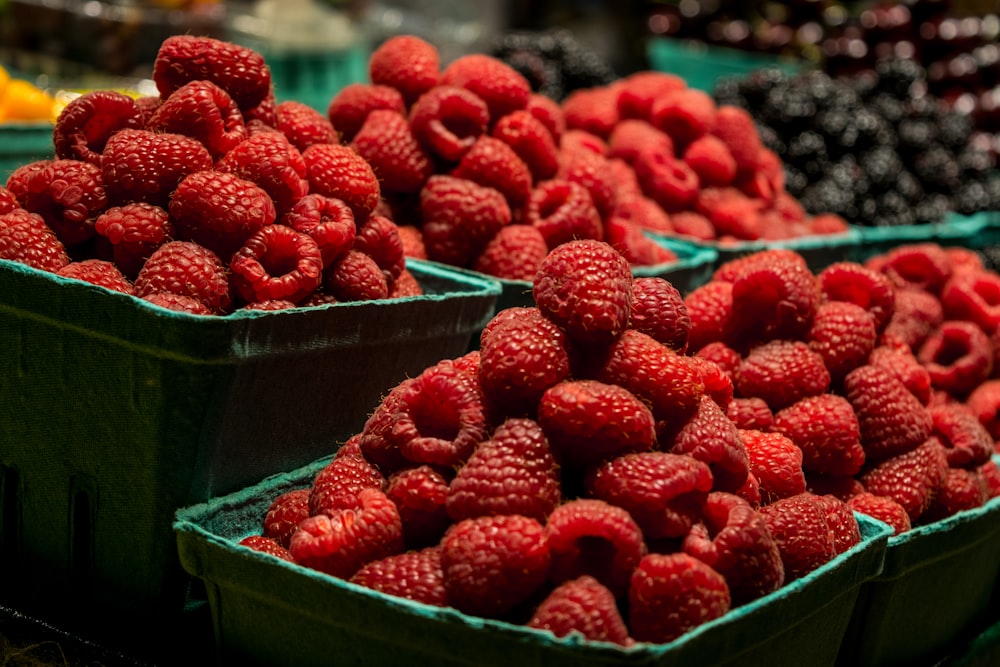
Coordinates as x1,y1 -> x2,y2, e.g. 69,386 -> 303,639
240,239 -> 883,647
0,35 -> 422,315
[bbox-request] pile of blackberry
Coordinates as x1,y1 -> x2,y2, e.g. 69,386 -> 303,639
714,58 -> 1000,226
488,28 -> 617,102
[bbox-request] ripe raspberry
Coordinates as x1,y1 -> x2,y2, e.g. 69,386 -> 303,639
808,301 -> 878,383
918,321 -> 993,396
525,179 -> 603,250
919,466 -> 987,524
608,119 -> 674,166
737,470 -> 763,508
688,355 -> 735,410
650,88 -> 717,148
133,241 -> 232,313
868,342 -> 933,405
242,299 -> 296,311
528,576 -> 633,646
262,488 -> 310,548
368,35 -> 440,106
683,134 -> 737,187
740,429 -> 807,505
758,493 -> 836,580
281,194 -> 356,267
966,379 -> 1000,441
420,175 -> 511,267
561,129 -> 608,157
386,466 -> 451,550
350,546 -> 448,607
737,341 -> 831,412
52,90 -> 143,165
682,492 -> 784,605
479,306 -> 542,346
945,246 -> 983,274
101,129 -> 213,208
883,287 -> 945,350
979,459 -> 1000,498
93,202 -> 173,279
216,131 -> 308,217
692,338 -> 740,380
301,143 -> 381,220
471,224 -> 548,281
628,276 -> 690,351
603,217 -> 676,267
354,214 -> 405,285
526,92 -> 565,144
290,488 -> 403,579
0,187 -> 19,215
440,54 -> 531,124
0,210 -> 68,273
323,248 -> 387,301
697,187 -> 767,240
670,210 -> 717,241
858,438 -> 948,522
147,79 -> 246,158
56,260 -> 133,294
556,146 -> 617,219
327,83 -> 406,144
452,136 -> 533,209
562,86 -> 622,139
941,269 -> 1000,334
872,243 -> 953,294
628,552 -> 730,644
684,280 -> 734,353
726,397 -> 774,431
772,395 -> 866,477
846,492 -> 911,534
612,196 -> 673,234
729,257 -> 820,345
533,239 -> 633,346
845,364 -> 933,463
491,109 -> 559,182
616,71 -> 686,121
811,493 -> 862,556
358,377 -> 421,474
239,535 -> 296,563
396,224 -> 426,260
153,35 -> 271,113
310,448 -> 387,516
586,451 -> 713,540
929,404 -> 993,469
447,417 -> 560,523
408,85 -> 489,163
710,105 -> 763,174
243,88 -> 277,128
7,159 -> 106,247
141,292 -> 212,314
230,224 -> 323,304
440,514 -> 551,618
664,396 -> 747,494
352,109 -> 434,195
388,266 -> 422,298
633,149 -> 699,214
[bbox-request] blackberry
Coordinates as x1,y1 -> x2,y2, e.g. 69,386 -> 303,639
896,118 -> 939,157
785,131 -> 828,176
976,245 -> 1000,273
712,76 -> 743,107
952,181 -> 993,216
867,93 -> 905,125
957,146 -> 995,178
874,57 -> 925,100
873,191 -> 917,227
799,179 -> 854,218
913,193 -> 951,224
755,123 -> 785,155
783,164 -> 809,197
895,170 -> 924,204
938,112 -> 975,151
735,68 -> 790,108
854,108 -> 895,153
860,146 -> 903,193
913,145 -> 962,194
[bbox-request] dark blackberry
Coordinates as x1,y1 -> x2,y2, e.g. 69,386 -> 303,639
896,117 -> 939,157
952,181 -> 993,216
854,107 -> 895,153
860,146 -> 903,193
561,46 -> 617,91
761,85 -> 817,130
938,111 -> 975,152
913,145 -> 962,194
755,123 -> 785,155
799,70 -> 839,110
913,193 -> 951,224
957,146 -> 995,178
867,93 -> 905,126
875,58 -> 926,100
986,177 -> 1000,210
895,170 -> 925,204
799,179 -> 854,218
785,131 -> 828,176
713,76 -> 743,107
736,68 -> 791,108
503,49 -> 564,98
874,190 -> 917,227
783,164 -> 809,197
975,245 -> 1000,273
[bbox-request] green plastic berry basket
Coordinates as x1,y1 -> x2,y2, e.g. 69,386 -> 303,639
646,38 -> 806,93
174,457 -> 892,667
0,121 -> 55,182
0,257 -> 499,628
849,211 -> 1000,264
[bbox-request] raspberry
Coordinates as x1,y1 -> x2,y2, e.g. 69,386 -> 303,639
941,269 -> 1000,334
710,105 -> 764,174
491,109 -> 559,182
216,131 -> 308,217
479,306 -> 542,346
242,299 -> 296,312
966,379 -> 1000,441
858,438 -> 948,522
350,546 -> 448,607
562,86 -> 621,139
309,450 -> 386,516
93,202 -> 174,279
525,179 -> 603,250
918,321 -> 993,397
290,488 -> 403,579
807,301 -> 879,383
628,552 -> 730,644
229,224 -> 323,304
696,187 -> 766,240
758,493 -> 836,580
7,159 -> 107,247
664,396 -> 747,494
133,241 -> 232,313
650,88 -> 717,148
561,129 -> 608,157
281,194 -> 356,267
979,459 -> 1000,498
153,35 -> 271,113
688,355 -> 735,410
684,280 -> 734,353
603,217 -> 676,266
386,466 -> 451,550
528,575 -> 632,645
324,249 -> 388,301
440,54 -> 531,124
869,342 -> 933,405
682,492 -> 784,605
0,187 -> 19,215
301,143 -> 381,220
526,92 -> 565,144
628,276 -> 690,352
612,196 -> 673,234
141,292 -> 212,314
883,288 -> 945,350
239,535 -> 296,563
52,90 -> 143,165
0,214 -> 71,275
585,451 -> 713,540
440,514 -> 551,618
616,71 -> 687,122
408,85 -> 489,163
772,395 -> 866,477
533,239 -> 633,347
726,397 -> 774,431
812,493 -> 862,556
736,470 -> 763,508
683,134 -> 737,187
471,224 -> 548,281
740,429 -> 807,505
872,243 -> 953,294
607,119 -> 674,166
447,417 -> 560,523
358,378 -> 420,474
633,149 -> 700,213
56,260 -> 133,294
728,256 -> 820,345
538,380 -> 655,468
262,488 -> 310,548
352,109 -> 434,195
712,245 -> 806,281
419,175 -> 511,267
845,364 -> 933,463
945,247 -> 984,274
929,404 -> 993,469
327,83 -> 406,144
147,80 -> 246,158
101,129 -> 213,208
354,214 -> 405,286
243,88 -> 277,128
556,147 -> 617,220
670,210 -> 716,241
737,341 -> 831,412
452,136 -> 533,209
397,224 -> 426,260
846,492 -> 911,534
368,35 -> 441,107
920,466 -> 987,524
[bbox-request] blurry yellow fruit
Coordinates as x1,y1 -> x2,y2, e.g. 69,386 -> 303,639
0,78 -> 57,123
0,65 -> 10,99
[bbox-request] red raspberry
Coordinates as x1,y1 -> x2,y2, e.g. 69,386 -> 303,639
612,196 -> 673,234
52,90 -> 143,165
683,134 -> 737,187
325,249 -> 388,301
239,535 -> 296,563
281,194 -> 356,267
920,466 -> 987,524
812,493 -> 862,555
858,438 -> 948,522
538,380 -> 655,468
0,186 -> 18,215
533,239 -> 633,346
633,149 -> 700,213
772,395 -> 866,477
56,260 -> 133,294
368,35 -> 441,107
561,129 -> 608,157
710,105 -> 764,174
737,341 -> 831,412
326,83 -> 406,144
586,451 -> 713,540
440,514 -> 551,618
608,119 -> 674,166
684,280 -> 734,353
872,242 -> 953,294
846,492 -> 912,534
616,71 -> 687,121
713,246 -> 807,281
153,35 -> 271,113
386,466 -> 451,550
419,175 -> 511,267
628,552 -> 731,644
807,213 -> 850,235
147,79 -> 246,158
262,488 -> 311,548
525,179 -> 603,250
979,459 -> 1000,498
230,224 -> 323,304
682,492 -> 784,605
670,210 -> 717,240
526,92 -> 565,144
759,493 -> 836,580
696,187 -> 766,240
242,299 -> 296,311
918,321 -> 993,396
726,397 -> 774,431
562,86 -> 622,139
290,488 -> 403,579
664,396 -> 747,493
491,109 -> 559,182
737,470 -> 763,508
818,262 -> 895,331
945,246 -> 984,274
408,85 -> 489,163
133,94 -> 162,124
354,214 -> 405,285
7,159 -> 106,247
397,224 -> 426,260
650,88 -> 717,148
557,147 -> 617,220
101,129 -> 213,208
479,306 -> 543,346
358,377 -> 420,474
729,256 -> 820,345
688,355 -> 735,410
243,88 -> 277,128
740,429 -> 807,505
216,131 -> 308,217
440,54 -> 531,124
352,109 -> 434,195
447,417 -> 560,523
93,202 -> 173,279
929,404 -> 993,469
301,143 -> 381,220
807,301 -> 878,383
350,546 -> 447,607
471,224 -> 548,281
941,269 -> 1000,334
883,287 -> 944,350
309,450 -> 386,516
868,342 -> 933,405
845,364 -> 933,463
133,241 -> 232,313
603,217 -> 676,267
966,379 -> 1000,441
141,292 -> 211,314
528,575 -> 632,646
693,342 -> 741,385
628,276 -> 690,351
452,135 -> 533,209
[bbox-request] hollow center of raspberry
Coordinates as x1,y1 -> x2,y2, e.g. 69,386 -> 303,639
932,335 -> 972,367
573,536 -> 620,585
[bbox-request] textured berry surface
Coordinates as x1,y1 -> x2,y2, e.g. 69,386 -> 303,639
327,83 -> 406,144
929,404 -> 993,470
0,210 -> 69,273
528,576 -> 632,646
93,202 -> 173,279
7,159 -> 107,247
369,35 -> 441,106
147,79 -> 247,158
239,535 -> 296,563
302,143 -> 382,220
420,175 -> 511,267
758,493 -> 836,580
216,131 -> 309,217
56,260 -> 133,294
845,364 -> 933,463
350,546 -> 448,607
230,224 -> 323,304
440,54 -> 531,124
133,241 -> 231,313
452,135 -> 533,209
101,129 -> 213,208
918,321 -> 994,397
472,224 -> 548,281
309,451 -> 386,517
812,494 -> 862,556
525,179 -> 603,250
325,249 -> 389,302
52,90 -> 142,165
808,301 -> 879,382
668,396 -> 749,494
352,109 -> 434,195
846,492 -> 912,535
386,466 -> 451,550
263,488 -> 311,548
628,277 -> 690,352
409,85 -> 489,163
921,467 -> 988,524
153,35 -> 271,112
741,429 -> 807,504
772,395 -> 866,477
276,100 -> 339,152
737,340 -> 831,412
858,438 -> 948,522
